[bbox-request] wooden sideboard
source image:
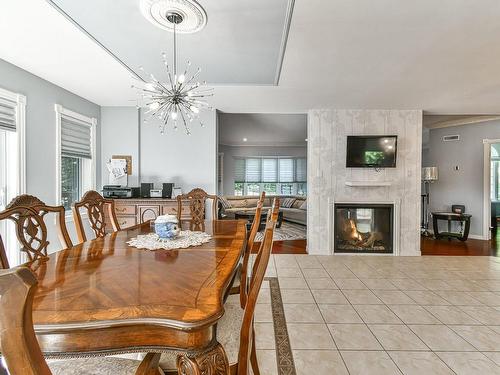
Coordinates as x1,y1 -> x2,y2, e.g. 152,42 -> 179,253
108,198 -> 191,229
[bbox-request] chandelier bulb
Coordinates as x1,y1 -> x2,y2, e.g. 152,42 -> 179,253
178,74 -> 186,84
145,83 -> 155,91
190,105 -> 200,114
149,102 -> 160,110
171,112 -> 178,120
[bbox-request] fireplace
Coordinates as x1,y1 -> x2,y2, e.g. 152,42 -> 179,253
334,203 -> 394,254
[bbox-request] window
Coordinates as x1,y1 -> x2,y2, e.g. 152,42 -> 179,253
491,145 -> 500,201
0,87 -> 26,266
233,157 -> 307,196
56,105 -> 96,212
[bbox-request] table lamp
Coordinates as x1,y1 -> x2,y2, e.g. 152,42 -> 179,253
422,167 -> 439,236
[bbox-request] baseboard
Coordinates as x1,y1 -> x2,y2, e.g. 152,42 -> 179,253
468,234 -> 488,240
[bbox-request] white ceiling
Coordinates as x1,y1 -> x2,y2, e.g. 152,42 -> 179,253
49,0 -> 290,85
2,0 -> 500,113
218,113 -> 307,146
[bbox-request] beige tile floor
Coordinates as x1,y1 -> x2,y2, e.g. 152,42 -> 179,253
238,254 -> 500,375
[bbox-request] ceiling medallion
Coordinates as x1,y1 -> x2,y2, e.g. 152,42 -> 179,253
139,0 -> 207,34
134,1 -> 213,135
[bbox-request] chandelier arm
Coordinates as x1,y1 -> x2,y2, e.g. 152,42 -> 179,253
179,108 -> 190,134
183,70 -> 202,88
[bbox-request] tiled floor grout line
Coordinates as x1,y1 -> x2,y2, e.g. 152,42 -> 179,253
272,255 -> 500,373
310,259 -> 352,375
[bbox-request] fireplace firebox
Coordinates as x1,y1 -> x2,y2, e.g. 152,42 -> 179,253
334,203 -> 393,254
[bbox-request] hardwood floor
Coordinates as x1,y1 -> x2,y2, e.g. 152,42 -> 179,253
253,231 -> 500,257
421,231 -> 500,256
252,239 -> 307,254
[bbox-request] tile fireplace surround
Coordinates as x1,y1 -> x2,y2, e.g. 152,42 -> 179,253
307,110 -> 422,256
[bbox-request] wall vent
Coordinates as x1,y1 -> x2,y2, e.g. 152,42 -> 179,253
442,134 -> 460,142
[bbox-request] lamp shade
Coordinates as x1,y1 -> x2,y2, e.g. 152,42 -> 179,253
422,167 -> 438,181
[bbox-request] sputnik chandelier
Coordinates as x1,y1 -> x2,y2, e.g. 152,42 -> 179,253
133,2 -> 213,135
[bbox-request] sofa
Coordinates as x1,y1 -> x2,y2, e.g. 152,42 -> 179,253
219,195 -> 307,225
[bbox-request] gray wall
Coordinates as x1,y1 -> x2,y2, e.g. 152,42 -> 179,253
424,120 -> 500,237
100,108 -> 218,195
219,144 -> 307,195
0,58 -> 101,250
101,107 -> 140,187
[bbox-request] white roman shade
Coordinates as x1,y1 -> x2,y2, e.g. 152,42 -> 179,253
296,158 -> 307,182
60,113 -> 93,159
234,158 -> 246,182
245,158 -> 261,183
262,158 -> 278,182
0,97 -> 17,132
279,158 -> 294,182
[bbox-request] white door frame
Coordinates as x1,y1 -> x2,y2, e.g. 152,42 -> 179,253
483,138 -> 500,240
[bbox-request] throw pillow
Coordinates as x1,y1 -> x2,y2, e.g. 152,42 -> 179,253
299,199 -> 307,210
218,196 -> 232,210
281,197 -> 296,208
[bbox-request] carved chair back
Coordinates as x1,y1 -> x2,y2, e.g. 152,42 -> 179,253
0,266 -> 52,375
72,190 -> 120,243
176,188 -> 218,231
239,191 -> 266,307
236,198 -> 278,375
0,195 -> 72,266
0,234 -> 8,269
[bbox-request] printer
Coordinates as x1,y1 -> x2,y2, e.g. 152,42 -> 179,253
102,185 -> 140,199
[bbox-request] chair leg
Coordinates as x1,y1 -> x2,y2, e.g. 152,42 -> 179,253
250,328 -> 260,375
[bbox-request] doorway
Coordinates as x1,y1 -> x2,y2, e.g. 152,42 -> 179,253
483,139 -> 500,242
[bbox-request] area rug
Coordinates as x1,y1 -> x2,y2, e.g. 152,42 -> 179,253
255,221 -> 306,242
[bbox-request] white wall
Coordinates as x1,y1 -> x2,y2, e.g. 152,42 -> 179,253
140,110 -> 218,194
219,144 -> 307,195
0,58 -> 101,251
424,120 -> 500,238
101,107 -> 140,187
308,109 -> 422,256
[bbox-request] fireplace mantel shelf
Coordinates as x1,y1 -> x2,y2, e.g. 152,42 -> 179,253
345,181 -> 393,187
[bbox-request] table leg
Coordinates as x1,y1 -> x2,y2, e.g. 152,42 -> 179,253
176,342 -> 229,375
136,353 -> 165,375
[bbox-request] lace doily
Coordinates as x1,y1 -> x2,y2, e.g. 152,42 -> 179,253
127,231 -> 211,250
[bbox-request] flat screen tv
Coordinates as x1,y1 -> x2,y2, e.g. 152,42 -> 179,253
346,135 -> 397,168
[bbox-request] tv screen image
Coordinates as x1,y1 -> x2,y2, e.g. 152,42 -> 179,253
346,135 -> 397,168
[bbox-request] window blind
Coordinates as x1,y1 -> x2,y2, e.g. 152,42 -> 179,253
279,158 -> 294,182
0,97 -> 17,132
234,158 -> 246,182
296,158 -> 307,182
245,158 -> 261,182
61,115 -> 92,159
262,158 -> 278,182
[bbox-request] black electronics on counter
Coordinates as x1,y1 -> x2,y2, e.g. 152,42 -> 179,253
140,183 -> 154,198
162,183 -> 174,199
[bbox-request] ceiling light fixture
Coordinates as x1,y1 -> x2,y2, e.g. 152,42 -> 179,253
243,138 -> 248,142
133,1 -> 212,135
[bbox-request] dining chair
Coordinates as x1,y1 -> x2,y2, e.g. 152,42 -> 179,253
176,188 -> 218,231
229,191 -> 266,308
0,234 -> 8,269
72,190 -> 121,243
0,266 -> 164,375
0,195 -> 73,267
158,199 -> 279,375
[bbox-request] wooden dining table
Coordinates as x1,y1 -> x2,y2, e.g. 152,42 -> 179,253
27,219 -> 247,374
